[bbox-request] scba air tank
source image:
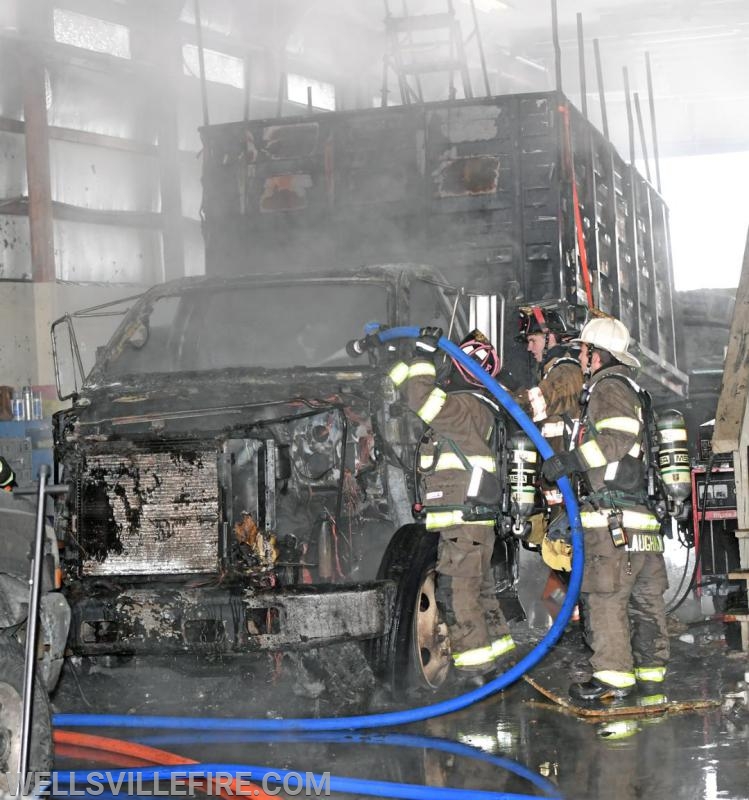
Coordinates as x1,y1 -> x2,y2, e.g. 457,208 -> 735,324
508,432 -> 538,526
656,410 -> 691,509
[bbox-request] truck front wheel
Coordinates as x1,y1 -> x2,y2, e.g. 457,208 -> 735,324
370,525 -> 452,691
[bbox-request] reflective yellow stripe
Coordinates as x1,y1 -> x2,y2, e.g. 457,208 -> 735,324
388,362 -> 409,386
598,720 -> 639,739
581,509 -> 661,531
418,387 -> 447,424
638,693 -> 668,707
407,361 -> 436,378
596,416 -> 641,435
593,670 -> 636,688
490,635 -> 515,658
628,443 -> 642,457
419,453 -> 497,472
425,510 -> 494,529
635,666 -> 666,682
579,439 -> 606,468
528,387 -> 547,422
453,644 -> 495,668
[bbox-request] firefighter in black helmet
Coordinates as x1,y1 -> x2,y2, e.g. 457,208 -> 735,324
388,327 -> 515,684
0,456 -> 15,491
513,307 -> 583,569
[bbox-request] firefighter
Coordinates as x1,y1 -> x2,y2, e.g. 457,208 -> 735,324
0,456 -> 15,491
541,316 -> 669,701
513,307 -> 583,570
388,327 -> 515,683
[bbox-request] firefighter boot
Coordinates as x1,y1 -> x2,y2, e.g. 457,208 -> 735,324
569,676 -> 635,701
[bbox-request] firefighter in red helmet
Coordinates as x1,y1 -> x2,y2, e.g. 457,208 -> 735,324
388,327 -> 514,684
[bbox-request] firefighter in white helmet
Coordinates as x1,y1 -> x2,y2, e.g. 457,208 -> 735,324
541,316 -> 669,702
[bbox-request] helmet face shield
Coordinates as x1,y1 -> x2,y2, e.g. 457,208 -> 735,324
451,329 -> 500,386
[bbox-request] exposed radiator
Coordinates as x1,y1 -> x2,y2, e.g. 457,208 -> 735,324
78,449 -> 219,576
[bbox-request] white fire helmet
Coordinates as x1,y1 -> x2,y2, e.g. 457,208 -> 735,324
571,317 -> 640,368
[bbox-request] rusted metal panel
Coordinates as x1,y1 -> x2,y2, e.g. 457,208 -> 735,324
0,214 -> 32,279
79,449 -> 219,576
0,130 -> 28,196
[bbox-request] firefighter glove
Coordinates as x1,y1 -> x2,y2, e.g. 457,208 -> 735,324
414,327 -> 443,357
541,450 -> 584,482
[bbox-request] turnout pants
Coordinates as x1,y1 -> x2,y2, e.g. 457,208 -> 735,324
582,525 -> 670,675
434,524 -> 510,664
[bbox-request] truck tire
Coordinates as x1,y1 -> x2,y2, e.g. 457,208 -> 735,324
370,524 -> 452,692
0,637 -> 53,791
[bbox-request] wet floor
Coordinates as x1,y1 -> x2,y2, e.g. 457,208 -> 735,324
50,553 -> 749,800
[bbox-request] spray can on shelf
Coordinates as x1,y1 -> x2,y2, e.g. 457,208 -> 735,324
22,386 -> 33,421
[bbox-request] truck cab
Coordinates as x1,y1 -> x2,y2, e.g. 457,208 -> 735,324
51,263 -> 520,691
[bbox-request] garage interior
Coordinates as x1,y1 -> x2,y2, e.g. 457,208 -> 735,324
1,1 -> 748,799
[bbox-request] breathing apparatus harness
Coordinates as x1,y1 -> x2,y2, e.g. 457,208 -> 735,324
411,390 -> 507,524
576,372 -> 673,525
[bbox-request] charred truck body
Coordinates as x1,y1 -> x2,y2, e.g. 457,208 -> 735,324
201,91 -> 686,398
52,90 -> 686,690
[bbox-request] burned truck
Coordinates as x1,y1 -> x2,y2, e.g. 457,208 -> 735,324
51,88 -> 688,695
51,265 -> 521,691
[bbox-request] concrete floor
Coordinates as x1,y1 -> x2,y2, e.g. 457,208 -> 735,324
50,551 -> 749,800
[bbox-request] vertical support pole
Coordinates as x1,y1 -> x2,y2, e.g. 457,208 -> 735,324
194,0 -> 210,127
243,54 -> 252,121
623,67 -> 636,167
380,57 -> 389,108
622,66 -> 642,341
646,52 -> 662,193
135,0 -> 185,282
551,0 -> 562,94
469,0 -> 491,97
593,39 -> 608,139
19,466 -> 50,780
576,13 -> 587,119
20,0 -> 55,283
307,85 -> 313,113
277,72 -> 286,117
634,92 -> 652,183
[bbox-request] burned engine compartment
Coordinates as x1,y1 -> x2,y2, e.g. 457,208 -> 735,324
55,380 -> 400,654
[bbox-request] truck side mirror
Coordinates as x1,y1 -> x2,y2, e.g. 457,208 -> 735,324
51,315 -> 84,401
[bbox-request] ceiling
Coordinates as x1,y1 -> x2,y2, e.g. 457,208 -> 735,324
264,0 -> 749,162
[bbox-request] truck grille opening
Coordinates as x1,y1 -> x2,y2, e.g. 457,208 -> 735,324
78,450 -> 220,576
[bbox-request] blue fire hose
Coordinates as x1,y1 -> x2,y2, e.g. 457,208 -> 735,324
53,326 -> 582,799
